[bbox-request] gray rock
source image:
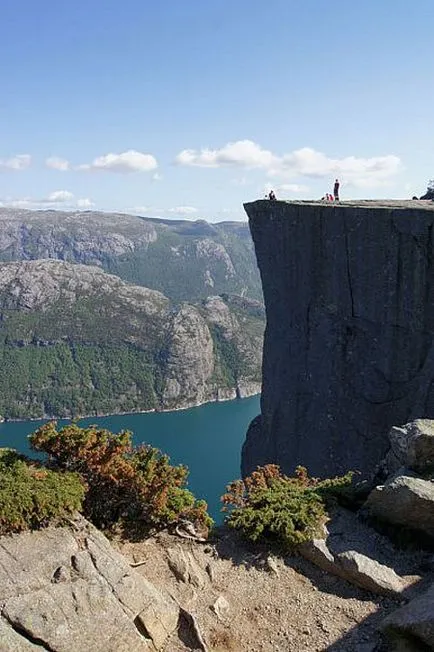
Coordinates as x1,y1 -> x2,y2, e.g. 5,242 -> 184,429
298,536 -> 338,576
365,474 -> 434,539
0,516 -> 179,651
160,305 -> 215,410
299,520 -> 407,596
3,578 -> 151,652
167,546 -> 208,590
336,550 -> 405,596
300,539 -> 406,596
380,582 -> 434,649
265,555 -> 280,577
386,419 -> 434,475
242,200 -> 434,480
211,595 -> 230,622
0,617 -> 40,650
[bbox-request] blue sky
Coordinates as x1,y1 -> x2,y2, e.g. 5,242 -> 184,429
1,0 -> 433,221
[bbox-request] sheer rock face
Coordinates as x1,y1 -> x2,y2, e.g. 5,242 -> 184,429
242,200 -> 434,479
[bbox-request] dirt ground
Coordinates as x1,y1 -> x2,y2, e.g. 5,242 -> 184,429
115,528 -> 403,652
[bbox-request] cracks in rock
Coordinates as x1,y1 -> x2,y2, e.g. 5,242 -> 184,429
133,615 -> 153,642
0,614 -> 55,651
343,217 -> 355,318
84,539 -> 136,619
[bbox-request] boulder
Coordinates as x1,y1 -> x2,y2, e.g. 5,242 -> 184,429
167,545 -> 208,590
211,595 -> 231,622
365,475 -> 434,539
386,419 -> 434,475
335,551 -> 405,596
380,582 -> 434,649
299,538 -> 406,596
298,536 -> 338,576
0,516 -> 179,651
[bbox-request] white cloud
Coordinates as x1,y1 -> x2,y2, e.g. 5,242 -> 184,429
175,140 -> 275,169
167,206 -> 198,215
132,206 -> 153,215
0,190 -> 94,210
76,198 -> 94,209
1,198 -> 34,209
152,172 -> 163,181
175,140 -> 401,187
272,147 -> 402,185
262,182 -> 309,197
79,149 -> 158,173
47,190 -> 74,203
231,176 -> 251,186
278,183 -> 310,193
46,156 -> 70,171
0,154 -> 31,171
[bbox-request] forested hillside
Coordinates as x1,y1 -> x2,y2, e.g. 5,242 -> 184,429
0,260 -> 263,419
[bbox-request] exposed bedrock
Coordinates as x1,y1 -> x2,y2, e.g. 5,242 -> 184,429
242,200 -> 434,479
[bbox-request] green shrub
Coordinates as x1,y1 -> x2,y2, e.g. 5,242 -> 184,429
30,422 -> 213,535
0,448 -> 84,535
222,464 -> 353,548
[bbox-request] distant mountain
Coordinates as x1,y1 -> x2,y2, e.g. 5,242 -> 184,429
0,260 -> 263,420
0,209 -> 262,303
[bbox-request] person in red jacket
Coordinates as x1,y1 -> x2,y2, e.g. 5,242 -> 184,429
333,179 -> 340,201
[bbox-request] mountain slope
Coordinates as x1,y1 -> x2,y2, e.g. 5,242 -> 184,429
0,260 -> 263,419
0,209 -> 262,303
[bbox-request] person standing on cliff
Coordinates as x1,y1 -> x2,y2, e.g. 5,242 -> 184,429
333,179 -> 340,201
268,190 -> 276,200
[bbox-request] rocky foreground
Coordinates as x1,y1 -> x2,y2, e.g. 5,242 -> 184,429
1,419 -> 434,651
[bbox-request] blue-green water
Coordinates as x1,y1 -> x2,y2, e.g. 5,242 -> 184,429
0,396 -> 260,522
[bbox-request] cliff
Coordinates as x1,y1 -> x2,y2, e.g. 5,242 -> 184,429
242,199 -> 434,479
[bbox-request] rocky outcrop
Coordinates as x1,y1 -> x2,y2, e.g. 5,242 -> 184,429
380,583 -> 434,649
242,200 -> 434,479
298,507 -> 424,597
299,538 -> 407,596
0,516 -> 178,651
364,474 -> 434,539
384,419 -> 434,475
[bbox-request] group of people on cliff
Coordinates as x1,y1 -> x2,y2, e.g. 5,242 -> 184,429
321,179 -> 340,201
266,179 -> 340,202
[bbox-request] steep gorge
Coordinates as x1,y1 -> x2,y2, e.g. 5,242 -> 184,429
242,200 -> 434,479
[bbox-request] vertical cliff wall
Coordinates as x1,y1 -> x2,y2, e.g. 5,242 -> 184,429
242,200 -> 434,479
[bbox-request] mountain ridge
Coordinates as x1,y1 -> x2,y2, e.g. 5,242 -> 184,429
0,208 -> 262,303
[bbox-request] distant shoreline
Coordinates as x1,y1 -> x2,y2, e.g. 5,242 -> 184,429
0,388 -> 261,425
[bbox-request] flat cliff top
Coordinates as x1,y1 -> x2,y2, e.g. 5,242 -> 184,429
245,199 -> 434,211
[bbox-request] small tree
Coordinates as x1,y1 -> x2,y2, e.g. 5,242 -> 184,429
222,464 -> 353,548
30,422 -> 212,534
420,180 -> 434,200
0,448 -> 84,535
